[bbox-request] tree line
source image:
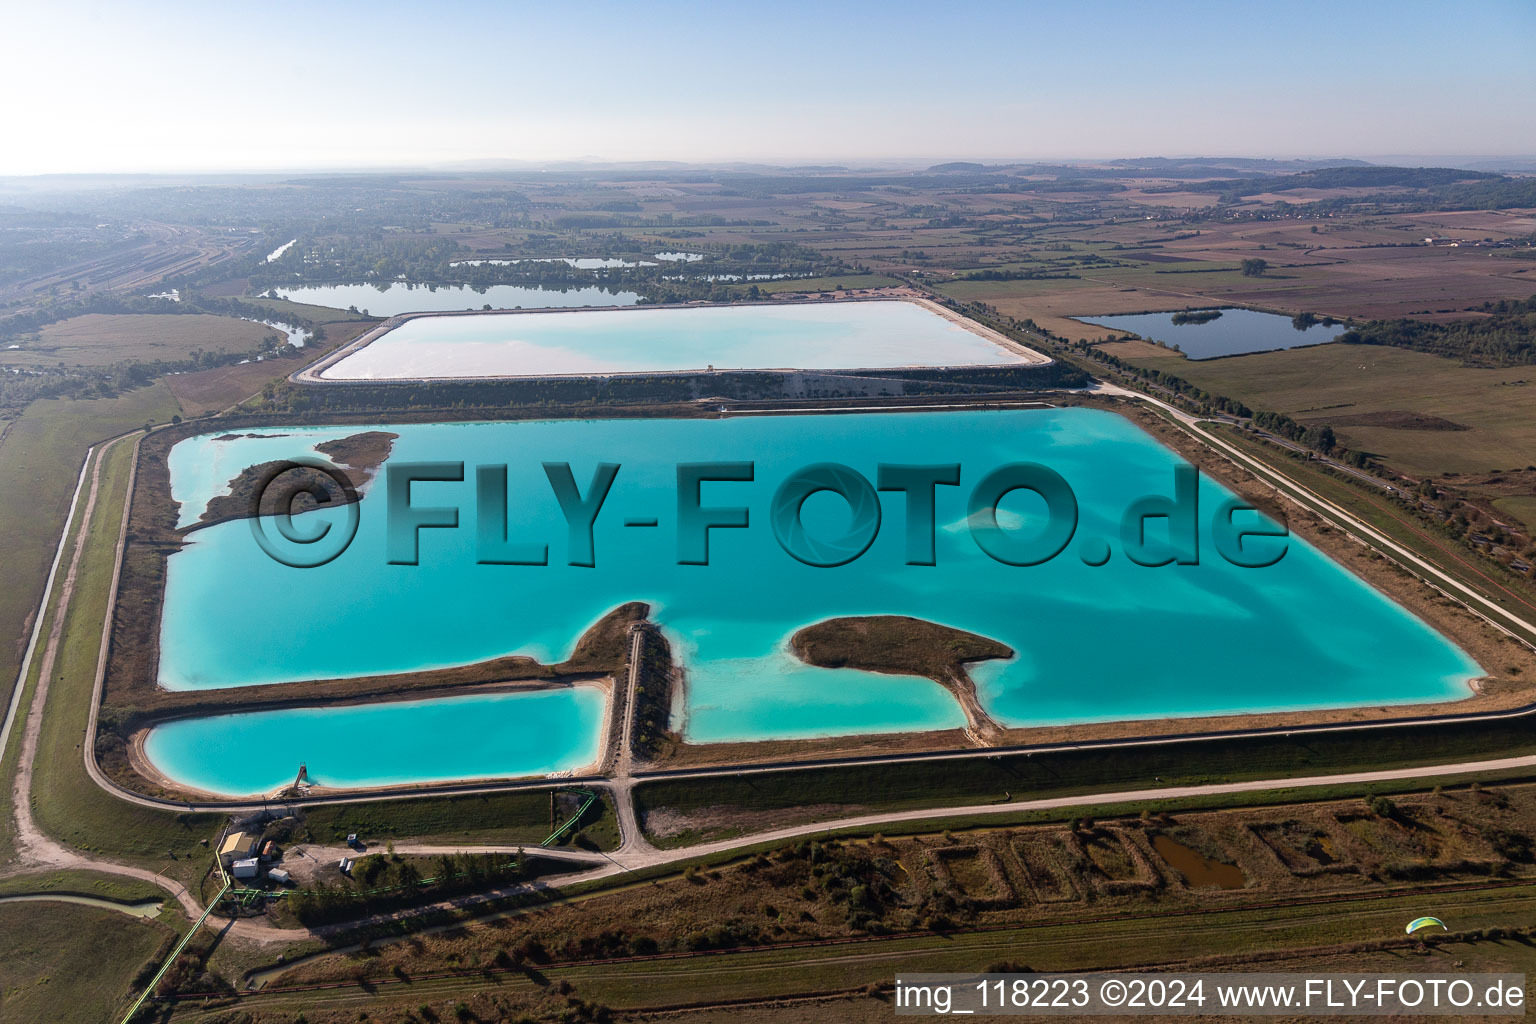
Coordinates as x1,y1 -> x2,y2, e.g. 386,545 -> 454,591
1339,296 -> 1536,366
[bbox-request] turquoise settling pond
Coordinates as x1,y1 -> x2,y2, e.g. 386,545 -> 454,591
150,408 -> 1481,796
144,689 -> 605,797
319,300 -> 1032,379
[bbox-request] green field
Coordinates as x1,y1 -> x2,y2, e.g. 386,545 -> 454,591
0,385 -> 181,714
0,869 -> 167,902
297,789 -> 618,850
1496,496 -> 1536,533
1109,340 -> 1536,477
5,313 -> 274,367
0,900 -> 173,1024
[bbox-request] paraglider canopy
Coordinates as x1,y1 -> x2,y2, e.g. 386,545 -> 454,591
1406,916 -> 1447,935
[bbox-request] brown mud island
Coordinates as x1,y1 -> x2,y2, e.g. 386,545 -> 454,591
190,429 -> 398,530
791,615 -> 1010,743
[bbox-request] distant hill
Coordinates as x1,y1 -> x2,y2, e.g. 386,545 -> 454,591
1179,165 -> 1501,196
1107,157 -> 1374,176
927,161 -> 989,172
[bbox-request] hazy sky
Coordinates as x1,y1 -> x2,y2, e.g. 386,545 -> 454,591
2,0 -> 1533,175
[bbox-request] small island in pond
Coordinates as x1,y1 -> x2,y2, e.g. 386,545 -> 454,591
193,430 -> 398,529
790,615 -> 1011,743
1170,309 -> 1223,325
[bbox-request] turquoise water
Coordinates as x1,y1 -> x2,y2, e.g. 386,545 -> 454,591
265,282 -> 640,317
1079,309 -> 1343,359
158,409 -> 1479,749
319,300 -> 1031,379
143,689 -> 605,797
167,425 -> 387,529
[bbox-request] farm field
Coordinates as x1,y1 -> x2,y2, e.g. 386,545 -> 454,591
1100,340 -> 1536,478
7,312 -> 275,367
165,318 -> 373,414
937,243 -> 1536,336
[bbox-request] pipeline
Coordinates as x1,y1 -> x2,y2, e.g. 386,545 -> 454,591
543,788 -> 598,846
118,874 -> 231,1024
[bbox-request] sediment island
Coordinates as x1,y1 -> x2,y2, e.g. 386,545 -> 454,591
789,615 -> 1011,743
191,430 -> 398,529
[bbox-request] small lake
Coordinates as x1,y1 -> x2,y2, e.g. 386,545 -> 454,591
0,894 -> 164,917
143,689 -> 606,796
1077,308 -> 1344,359
263,282 -> 640,317
158,409 -> 1479,755
1151,834 -> 1246,889
450,257 -> 655,269
245,318 -> 310,348
318,300 -> 1032,379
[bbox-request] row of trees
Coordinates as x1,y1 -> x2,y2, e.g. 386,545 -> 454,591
289,851 -> 528,925
1339,297 -> 1536,366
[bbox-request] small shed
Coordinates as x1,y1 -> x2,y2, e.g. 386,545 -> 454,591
230,857 -> 260,880
219,832 -> 259,867
266,868 -> 292,885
